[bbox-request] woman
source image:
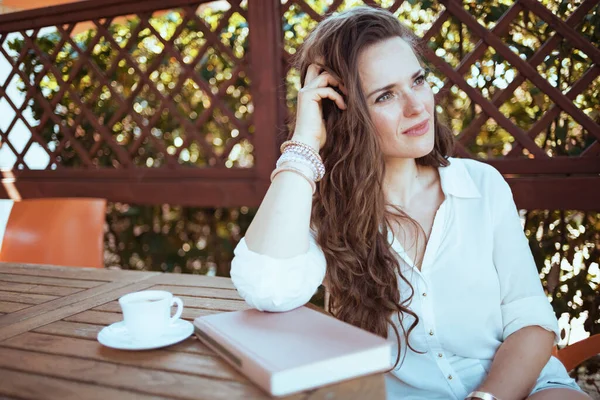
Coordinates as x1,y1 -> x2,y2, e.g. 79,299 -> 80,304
230,7 -> 588,400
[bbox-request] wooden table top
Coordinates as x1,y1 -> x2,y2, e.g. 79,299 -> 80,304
0,263 -> 385,400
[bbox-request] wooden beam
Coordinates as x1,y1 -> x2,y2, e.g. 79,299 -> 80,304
508,177 -> 600,211
1,168 -> 257,180
0,0 -> 216,33
2,172 -> 598,210
247,0 -> 284,183
0,177 -> 270,207
484,157 -> 600,175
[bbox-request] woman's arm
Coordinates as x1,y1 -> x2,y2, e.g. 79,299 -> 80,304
472,326 -> 554,399
231,63 -> 345,311
244,62 -> 345,258
244,155 -> 315,258
231,135 -> 324,312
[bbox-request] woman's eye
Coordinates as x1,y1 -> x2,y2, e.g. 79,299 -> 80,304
376,91 -> 394,103
414,74 -> 426,86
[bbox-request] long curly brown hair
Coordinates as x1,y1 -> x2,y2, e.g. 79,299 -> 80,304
291,7 -> 455,365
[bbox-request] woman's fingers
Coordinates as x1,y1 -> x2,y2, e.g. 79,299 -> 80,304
304,63 -> 322,86
304,64 -> 347,95
306,72 -> 348,99
300,86 -> 347,110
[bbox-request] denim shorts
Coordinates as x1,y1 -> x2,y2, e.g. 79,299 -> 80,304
530,356 -> 585,395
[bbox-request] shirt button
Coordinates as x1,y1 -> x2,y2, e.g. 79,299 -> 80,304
429,329 -> 434,336
422,292 -> 427,297
438,353 -> 443,358
448,375 -> 453,380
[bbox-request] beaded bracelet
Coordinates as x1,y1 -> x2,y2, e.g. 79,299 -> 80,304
280,140 -> 321,161
282,145 -> 325,181
278,149 -> 321,179
276,153 -> 318,181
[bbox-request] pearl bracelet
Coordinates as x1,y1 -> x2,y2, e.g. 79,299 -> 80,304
280,140 -> 321,160
282,145 -> 325,181
276,153 -> 318,181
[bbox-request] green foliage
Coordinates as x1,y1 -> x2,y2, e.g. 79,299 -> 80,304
9,9 -> 253,168
105,204 -> 255,276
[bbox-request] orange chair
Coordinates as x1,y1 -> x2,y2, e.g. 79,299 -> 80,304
0,198 -> 107,268
553,334 -> 600,372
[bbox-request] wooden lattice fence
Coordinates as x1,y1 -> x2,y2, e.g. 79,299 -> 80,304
0,0 -> 598,210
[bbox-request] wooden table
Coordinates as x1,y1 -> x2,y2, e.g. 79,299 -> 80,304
0,263 -> 386,400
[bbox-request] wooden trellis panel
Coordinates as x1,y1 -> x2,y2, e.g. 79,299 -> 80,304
279,0 -> 600,210
0,0 -> 282,206
0,0 -> 598,209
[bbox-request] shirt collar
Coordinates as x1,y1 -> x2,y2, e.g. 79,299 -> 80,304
438,157 -> 481,199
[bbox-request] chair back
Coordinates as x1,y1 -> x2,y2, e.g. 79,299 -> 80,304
555,334 -> 600,372
0,198 -> 106,268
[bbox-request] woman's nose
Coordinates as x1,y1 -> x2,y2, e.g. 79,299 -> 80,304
402,92 -> 425,117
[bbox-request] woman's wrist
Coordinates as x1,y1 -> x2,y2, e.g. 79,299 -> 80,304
290,133 -> 321,152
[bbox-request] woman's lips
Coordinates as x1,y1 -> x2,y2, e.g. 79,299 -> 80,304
402,120 -> 430,137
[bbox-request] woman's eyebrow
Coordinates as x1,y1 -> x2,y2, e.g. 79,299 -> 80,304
366,68 -> 425,98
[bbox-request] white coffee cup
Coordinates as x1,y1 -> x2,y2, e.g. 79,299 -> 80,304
118,290 -> 183,342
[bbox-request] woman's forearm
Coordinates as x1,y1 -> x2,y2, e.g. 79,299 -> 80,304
244,135 -> 319,259
244,169 -> 313,258
473,326 -> 554,400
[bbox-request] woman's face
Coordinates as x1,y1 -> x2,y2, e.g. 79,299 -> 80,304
358,36 -> 435,160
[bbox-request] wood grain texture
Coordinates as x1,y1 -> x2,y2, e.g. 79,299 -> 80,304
0,291 -> 59,305
150,284 -> 241,300
0,282 -> 83,296
69,307 -> 219,326
0,281 -> 155,341
92,296 -> 248,313
0,263 -> 160,283
301,374 -> 387,400
1,332 -> 247,382
0,301 -> 31,313
0,367 -> 170,400
0,273 -> 101,288
94,304 -> 220,321
144,273 -> 235,290
0,347 -> 268,400
33,320 -> 217,356
62,310 -> 124,326
34,320 -> 103,340
167,296 -> 249,311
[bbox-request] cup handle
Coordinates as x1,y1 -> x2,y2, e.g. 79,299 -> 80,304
170,297 -> 183,323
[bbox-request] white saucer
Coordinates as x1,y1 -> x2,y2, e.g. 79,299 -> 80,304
97,319 -> 194,350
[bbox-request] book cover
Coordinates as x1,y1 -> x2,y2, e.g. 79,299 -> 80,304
193,306 -> 392,396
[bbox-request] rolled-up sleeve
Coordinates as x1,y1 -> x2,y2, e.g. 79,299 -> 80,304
230,233 -> 327,312
490,170 -> 560,343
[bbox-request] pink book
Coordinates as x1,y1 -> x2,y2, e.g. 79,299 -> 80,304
193,306 -> 392,397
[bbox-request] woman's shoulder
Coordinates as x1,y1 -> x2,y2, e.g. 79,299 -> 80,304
444,157 -> 509,197
447,156 -> 501,178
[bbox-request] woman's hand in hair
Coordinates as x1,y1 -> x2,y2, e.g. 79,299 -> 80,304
292,62 -> 347,151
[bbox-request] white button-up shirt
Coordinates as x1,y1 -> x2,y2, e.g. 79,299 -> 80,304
231,157 -> 567,399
